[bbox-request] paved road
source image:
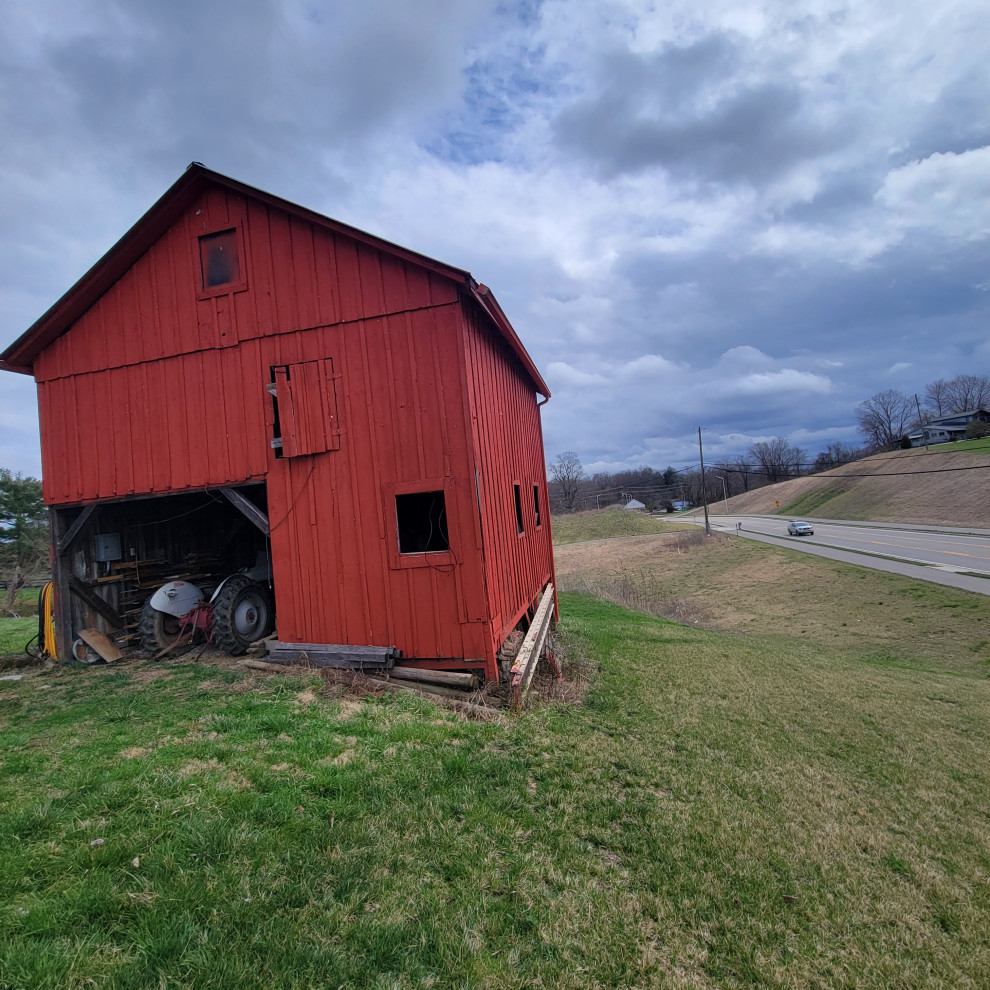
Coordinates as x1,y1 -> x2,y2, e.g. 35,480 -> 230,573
685,513 -> 990,596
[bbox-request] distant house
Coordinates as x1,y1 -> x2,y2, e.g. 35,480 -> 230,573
911,408 -> 990,446
672,500 -> 692,511
624,499 -> 646,510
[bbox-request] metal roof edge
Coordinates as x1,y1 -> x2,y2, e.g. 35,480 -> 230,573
470,283 -> 551,399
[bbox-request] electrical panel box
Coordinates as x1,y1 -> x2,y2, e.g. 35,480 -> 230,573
94,533 -> 122,562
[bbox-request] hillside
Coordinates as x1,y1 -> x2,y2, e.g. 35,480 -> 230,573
713,441 -> 990,527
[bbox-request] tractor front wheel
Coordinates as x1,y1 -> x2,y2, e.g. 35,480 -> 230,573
211,576 -> 274,655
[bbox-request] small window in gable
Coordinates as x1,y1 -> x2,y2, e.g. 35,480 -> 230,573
533,484 -> 542,527
514,483 -> 525,535
268,358 -> 339,458
199,228 -> 240,290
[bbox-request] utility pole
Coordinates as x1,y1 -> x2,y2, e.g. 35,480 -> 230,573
698,426 -> 711,535
915,393 -> 928,450
713,474 -> 728,515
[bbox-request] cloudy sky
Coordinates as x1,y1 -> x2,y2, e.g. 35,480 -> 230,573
2,0 -> 989,478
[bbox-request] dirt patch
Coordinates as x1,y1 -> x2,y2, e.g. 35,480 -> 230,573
296,689 -> 318,705
177,758 -> 220,777
176,758 -> 251,790
119,747 -> 149,759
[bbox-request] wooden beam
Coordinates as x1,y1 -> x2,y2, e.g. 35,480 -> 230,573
265,641 -> 397,669
218,487 -> 269,535
373,679 -> 478,701
389,658 -> 487,671
58,504 -> 97,555
388,666 -> 478,689
68,574 -> 125,629
49,508 -> 71,663
510,583 -> 555,710
373,681 -> 506,719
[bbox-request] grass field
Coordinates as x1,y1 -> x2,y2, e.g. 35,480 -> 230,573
0,617 -> 37,658
929,437 -> 990,455
2,527 -> 989,987
551,510 -> 695,545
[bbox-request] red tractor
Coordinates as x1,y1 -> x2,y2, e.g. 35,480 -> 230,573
139,555 -> 274,657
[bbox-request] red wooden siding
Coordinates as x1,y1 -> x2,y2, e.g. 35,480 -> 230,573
260,309 -> 489,662
32,188 -> 458,385
461,302 -> 555,656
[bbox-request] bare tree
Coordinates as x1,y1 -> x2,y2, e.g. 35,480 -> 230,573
731,457 -> 756,492
548,451 -> 585,514
924,374 -> 990,417
856,390 -> 915,451
813,442 -> 862,473
944,374 -> 990,413
748,438 -> 799,484
923,379 -> 950,418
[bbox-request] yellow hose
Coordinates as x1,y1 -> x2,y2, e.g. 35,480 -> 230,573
40,582 -> 57,660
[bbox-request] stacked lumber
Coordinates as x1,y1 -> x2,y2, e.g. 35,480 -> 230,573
111,550 -> 223,647
265,641 -> 398,669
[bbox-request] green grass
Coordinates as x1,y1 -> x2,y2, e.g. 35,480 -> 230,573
3,545 -> 990,985
0,617 -> 36,658
778,486 -> 847,517
928,437 -> 990,455
551,509 -> 693,545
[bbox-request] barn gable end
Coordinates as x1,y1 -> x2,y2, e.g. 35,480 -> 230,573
2,165 -> 555,681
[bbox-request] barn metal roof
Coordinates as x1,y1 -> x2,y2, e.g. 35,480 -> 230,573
1,163 -> 550,397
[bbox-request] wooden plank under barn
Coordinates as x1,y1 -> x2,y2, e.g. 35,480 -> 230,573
510,583 -> 557,709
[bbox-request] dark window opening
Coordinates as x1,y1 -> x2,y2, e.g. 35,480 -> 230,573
200,229 -> 240,289
514,484 -> 524,535
396,491 -> 449,554
533,484 -> 542,527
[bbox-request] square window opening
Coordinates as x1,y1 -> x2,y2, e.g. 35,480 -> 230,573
396,491 -> 449,554
533,484 -> 542,527
200,229 -> 240,290
514,483 -> 525,535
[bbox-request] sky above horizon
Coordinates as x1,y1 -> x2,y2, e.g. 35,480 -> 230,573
2,0 -> 989,479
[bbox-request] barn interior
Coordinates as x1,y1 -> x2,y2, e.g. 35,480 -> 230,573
53,483 -> 271,651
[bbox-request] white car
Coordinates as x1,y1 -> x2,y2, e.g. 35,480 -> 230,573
787,521 -> 814,536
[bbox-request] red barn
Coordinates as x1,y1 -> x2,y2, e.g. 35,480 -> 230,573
1,164 -> 556,681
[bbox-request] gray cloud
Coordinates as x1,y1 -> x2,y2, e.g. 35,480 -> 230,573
552,36 -> 850,185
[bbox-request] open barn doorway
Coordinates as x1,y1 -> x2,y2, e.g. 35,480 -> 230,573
50,483 -> 273,659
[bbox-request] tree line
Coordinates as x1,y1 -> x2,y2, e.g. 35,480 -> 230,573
855,374 -> 990,451
547,373 -> 989,515
0,469 -> 47,615
547,443 -> 863,514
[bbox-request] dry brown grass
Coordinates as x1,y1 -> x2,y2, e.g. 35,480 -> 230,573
555,529 -> 989,672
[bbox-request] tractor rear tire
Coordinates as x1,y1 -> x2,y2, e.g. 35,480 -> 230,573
211,576 -> 274,655
139,601 -> 189,656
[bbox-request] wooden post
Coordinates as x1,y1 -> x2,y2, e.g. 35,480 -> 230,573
49,507 -> 72,663
510,583 -> 555,710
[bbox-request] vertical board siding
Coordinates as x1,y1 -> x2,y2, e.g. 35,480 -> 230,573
461,302 -> 555,658
260,309 -> 485,660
